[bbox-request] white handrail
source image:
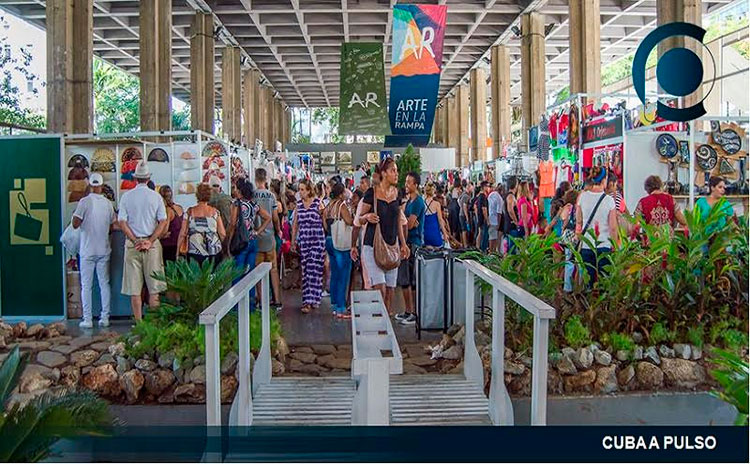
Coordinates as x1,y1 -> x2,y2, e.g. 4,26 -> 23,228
459,259 -> 556,426
199,262 -> 272,427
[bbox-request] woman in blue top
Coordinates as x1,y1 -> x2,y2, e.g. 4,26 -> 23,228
695,177 -> 734,233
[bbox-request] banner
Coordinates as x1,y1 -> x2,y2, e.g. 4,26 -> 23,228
385,4 -> 447,147
339,42 -> 390,136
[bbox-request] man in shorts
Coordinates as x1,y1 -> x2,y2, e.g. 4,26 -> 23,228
395,172 -> 425,326
118,161 -> 168,321
487,183 -> 504,253
253,168 -> 282,309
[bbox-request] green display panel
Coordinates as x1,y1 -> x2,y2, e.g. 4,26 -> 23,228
0,136 -> 64,317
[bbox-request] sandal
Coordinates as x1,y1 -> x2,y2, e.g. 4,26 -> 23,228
301,305 -> 311,314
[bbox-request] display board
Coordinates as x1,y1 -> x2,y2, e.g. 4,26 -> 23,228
0,136 -> 65,318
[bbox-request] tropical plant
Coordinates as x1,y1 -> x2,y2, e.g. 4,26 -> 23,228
0,346 -> 114,462
396,144 -> 421,188
709,348 -> 749,426
152,258 -> 243,323
312,107 -> 344,143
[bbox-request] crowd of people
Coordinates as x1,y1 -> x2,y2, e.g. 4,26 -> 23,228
71,157 -> 738,329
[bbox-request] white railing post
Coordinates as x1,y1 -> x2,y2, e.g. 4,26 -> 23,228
489,288 -> 514,425
235,293 -> 252,426
530,316 -> 550,425
205,323 -> 221,426
351,359 -> 390,425
463,269 -> 483,390
252,273 -> 272,395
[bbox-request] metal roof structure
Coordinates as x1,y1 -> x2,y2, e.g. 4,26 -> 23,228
0,0 -> 735,108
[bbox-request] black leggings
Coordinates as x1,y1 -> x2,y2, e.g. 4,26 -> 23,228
187,253 -> 221,268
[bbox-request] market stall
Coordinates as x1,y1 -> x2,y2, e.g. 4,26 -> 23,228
1,130 -> 255,321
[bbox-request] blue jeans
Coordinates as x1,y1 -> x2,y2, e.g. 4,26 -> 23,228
580,247 -> 611,288
507,227 -> 524,254
234,240 -> 258,306
563,248 -> 575,292
329,247 -> 352,313
479,224 -> 489,251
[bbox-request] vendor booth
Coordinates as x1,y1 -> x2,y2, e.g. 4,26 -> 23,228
0,130 -> 260,321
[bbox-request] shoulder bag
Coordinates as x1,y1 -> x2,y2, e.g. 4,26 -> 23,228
331,201 -> 352,251
372,194 -> 401,270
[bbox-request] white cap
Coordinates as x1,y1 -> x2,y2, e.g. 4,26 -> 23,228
209,176 -> 222,188
89,173 -> 104,186
133,160 -> 151,179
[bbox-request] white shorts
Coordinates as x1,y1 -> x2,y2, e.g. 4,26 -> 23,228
361,245 -> 398,288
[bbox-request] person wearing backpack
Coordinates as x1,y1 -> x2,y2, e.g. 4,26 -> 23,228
176,183 -> 227,267
228,178 -> 271,280
576,166 -> 619,287
323,182 -> 354,318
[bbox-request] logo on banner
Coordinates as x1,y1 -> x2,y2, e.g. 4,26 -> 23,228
339,43 -> 390,136
386,4 -> 447,147
632,22 -> 716,122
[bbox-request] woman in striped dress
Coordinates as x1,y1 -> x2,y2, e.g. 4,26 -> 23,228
292,179 -> 326,314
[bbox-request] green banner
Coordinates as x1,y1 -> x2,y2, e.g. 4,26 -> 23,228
0,136 -> 64,317
339,42 -> 391,136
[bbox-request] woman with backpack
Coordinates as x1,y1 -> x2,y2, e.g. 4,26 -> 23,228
176,183 -> 227,267
227,178 -> 271,277
323,182 -> 355,318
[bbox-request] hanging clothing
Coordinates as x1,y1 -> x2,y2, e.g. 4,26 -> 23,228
296,197 -> 326,307
538,161 -> 555,198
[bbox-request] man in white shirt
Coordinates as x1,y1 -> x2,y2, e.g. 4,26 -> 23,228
487,184 -> 504,253
118,161 -> 168,321
72,173 -> 116,328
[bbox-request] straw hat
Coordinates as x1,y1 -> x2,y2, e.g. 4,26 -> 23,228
133,160 -> 152,179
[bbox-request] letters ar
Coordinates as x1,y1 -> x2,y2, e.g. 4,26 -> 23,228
348,92 -> 381,109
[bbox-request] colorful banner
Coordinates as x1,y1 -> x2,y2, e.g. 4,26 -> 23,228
339,43 -> 391,136
385,4 -> 447,147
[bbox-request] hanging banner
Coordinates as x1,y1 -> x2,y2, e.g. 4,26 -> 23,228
385,4 -> 447,148
339,43 -> 391,136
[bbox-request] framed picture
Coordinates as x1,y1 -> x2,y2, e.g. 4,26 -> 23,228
337,151 -> 352,166
367,151 -> 379,163
321,151 -> 336,166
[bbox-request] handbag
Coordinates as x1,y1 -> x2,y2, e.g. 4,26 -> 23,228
331,202 -> 352,251
230,200 -> 252,256
178,208 -> 191,256
373,222 -> 401,271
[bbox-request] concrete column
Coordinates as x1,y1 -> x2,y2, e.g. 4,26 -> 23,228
491,45 -> 511,158
256,86 -> 267,149
140,0 -> 172,132
439,100 -> 449,146
521,12 -> 546,149
46,0 -> 93,133
470,68 -> 488,162
457,84 -> 470,168
657,0 -> 703,107
284,108 -> 292,144
264,87 -> 275,149
569,0 -> 601,97
243,69 -> 259,146
221,46 -> 241,143
446,95 -> 459,166
190,13 -> 215,133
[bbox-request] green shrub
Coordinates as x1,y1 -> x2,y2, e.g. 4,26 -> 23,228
687,325 -> 705,348
649,322 -> 675,345
709,348 -> 749,426
604,332 -> 636,352
564,316 -> 591,348
722,329 -> 748,352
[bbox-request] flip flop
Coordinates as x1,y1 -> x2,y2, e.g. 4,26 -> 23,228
301,305 -> 311,314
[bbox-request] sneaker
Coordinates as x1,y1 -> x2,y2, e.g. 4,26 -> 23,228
271,301 -> 283,312
98,318 -> 110,328
322,291 -> 330,298
394,312 -> 409,321
79,319 -> 93,329
399,313 -> 417,325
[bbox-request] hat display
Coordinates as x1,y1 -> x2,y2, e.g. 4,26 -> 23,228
67,166 -> 89,181
208,176 -> 222,187
181,160 -> 199,170
91,147 -> 116,172
203,156 -> 225,169
67,179 -> 89,193
68,154 -> 89,168
148,148 -> 170,162
178,182 -> 196,194
178,169 -> 199,182
202,141 -> 227,158
121,147 -> 143,161
89,173 -> 104,186
203,169 -> 225,183
180,151 -> 197,160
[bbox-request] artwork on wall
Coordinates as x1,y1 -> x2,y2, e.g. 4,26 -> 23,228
367,151 -> 379,163
321,151 -> 336,165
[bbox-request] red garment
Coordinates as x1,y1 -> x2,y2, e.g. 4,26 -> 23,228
517,196 -> 538,232
538,161 -> 555,198
549,113 -> 558,140
582,148 -> 594,168
635,192 -> 676,227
